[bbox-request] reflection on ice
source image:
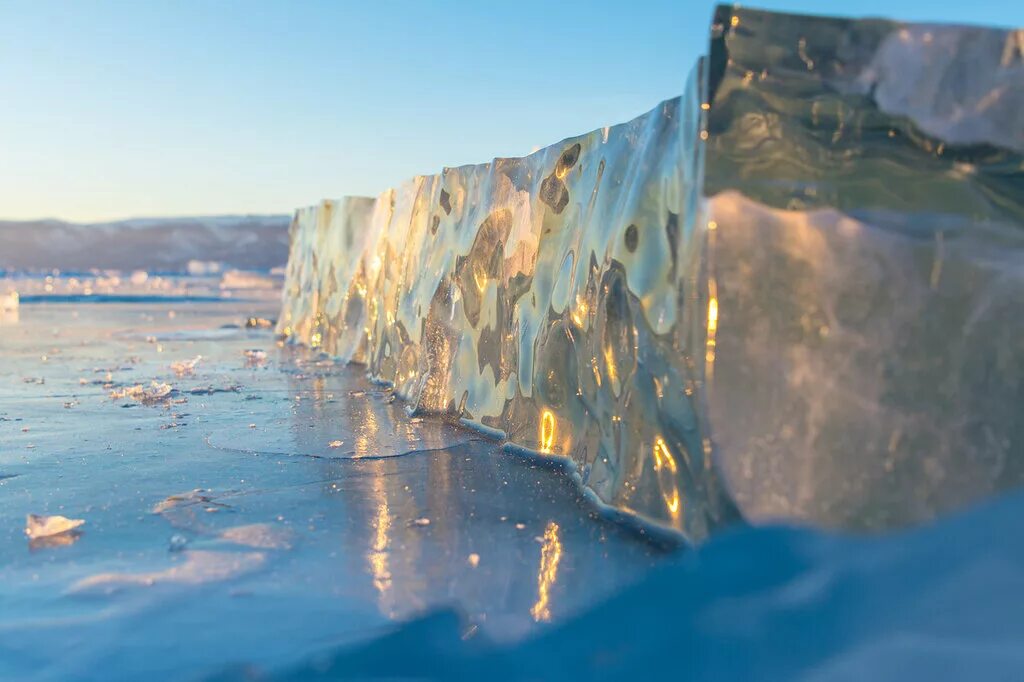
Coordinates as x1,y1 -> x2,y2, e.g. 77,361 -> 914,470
530,522 -> 562,623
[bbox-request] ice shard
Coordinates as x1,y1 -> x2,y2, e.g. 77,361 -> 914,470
703,7 -> 1024,529
277,6 -> 1024,540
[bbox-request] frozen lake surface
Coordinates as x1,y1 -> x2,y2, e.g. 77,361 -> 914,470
3,293 -> 1024,681
0,299 -> 668,680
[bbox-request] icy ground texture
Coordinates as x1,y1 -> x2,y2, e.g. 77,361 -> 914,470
255,489 -> 1024,681
0,301 -> 666,681
278,6 -> 1024,540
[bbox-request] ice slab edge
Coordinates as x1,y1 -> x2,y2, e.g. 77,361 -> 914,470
704,7 -> 1024,530
278,6 -> 1024,541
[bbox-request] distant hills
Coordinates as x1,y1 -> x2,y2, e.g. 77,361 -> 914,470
0,215 -> 291,272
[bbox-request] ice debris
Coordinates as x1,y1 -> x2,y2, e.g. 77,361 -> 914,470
25,513 -> 84,540
109,381 -> 175,405
171,355 -> 202,377
243,349 -> 267,366
245,317 -> 275,329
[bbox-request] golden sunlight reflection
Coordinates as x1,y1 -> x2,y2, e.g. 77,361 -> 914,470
366,464 -> 393,611
312,377 -> 326,403
706,294 -> 718,356
539,409 -> 556,454
369,498 -> 392,594
570,297 -> 588,327
653,437 -> 678,474
530,522 -> 563,622
473,265 -> 488,293
653,437 -> 682,521
705,218 -> 719,382
603,344 -> 620,393
355,405 -> 380,458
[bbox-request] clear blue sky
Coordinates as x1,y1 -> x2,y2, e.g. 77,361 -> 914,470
1,0 -> 1021,221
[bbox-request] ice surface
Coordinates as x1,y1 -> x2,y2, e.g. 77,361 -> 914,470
277,6 -> 1024,540
0,299 -> 667,681
262,489 -> 1024,681
69,551 -> 268,594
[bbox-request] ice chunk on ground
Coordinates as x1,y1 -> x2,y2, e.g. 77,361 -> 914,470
171,356 -> 202,377
109,381 -> 174,405
243,349 -> 267,367
25,513 -> 84,540
245,316 -> 275,328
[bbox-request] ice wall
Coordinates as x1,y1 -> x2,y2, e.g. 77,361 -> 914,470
278,6 -> 1024,540
278,66 -> 738,541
